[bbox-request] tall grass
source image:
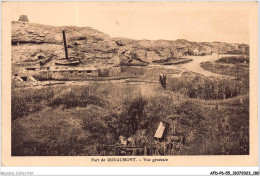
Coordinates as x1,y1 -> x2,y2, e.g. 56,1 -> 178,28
48,86 -> 104,109
168,75 -> 248,100
12,83 -> 249,155
11,83 -> 103,120
11,88 -> 54,120
12,74 -> 249,155
120,66 -> 180,81
117,95 -> 148,138
200,61 -> 249,81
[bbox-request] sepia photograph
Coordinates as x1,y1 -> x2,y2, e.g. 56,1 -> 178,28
1,1 -> 258,167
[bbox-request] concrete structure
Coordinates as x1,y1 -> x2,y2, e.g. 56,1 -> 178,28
15,65 -> 122,81
175,47 -> 186,57
44,67 -> 98,80
13,75 -> 37,83
193,48 -> 199,56
18,15 -> 29,22
108,66 -> 121,77
154,122 -> 167,139
97,66 -> 121,77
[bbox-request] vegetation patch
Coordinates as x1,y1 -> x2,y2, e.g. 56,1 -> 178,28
11,84 -> 104,120
216,56 -> 249,64
168,75 -> 248,100
11,90 -> 249,155
200,56 -> 249,82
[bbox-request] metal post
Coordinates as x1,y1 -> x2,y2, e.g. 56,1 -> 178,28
62,30 -> 68,59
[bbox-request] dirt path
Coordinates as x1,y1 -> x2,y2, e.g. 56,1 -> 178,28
179,54 -> 238,78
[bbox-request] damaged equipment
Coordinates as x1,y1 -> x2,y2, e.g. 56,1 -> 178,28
55,30 -> 80,66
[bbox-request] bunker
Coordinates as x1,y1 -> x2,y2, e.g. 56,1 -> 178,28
39,67 -> 99,80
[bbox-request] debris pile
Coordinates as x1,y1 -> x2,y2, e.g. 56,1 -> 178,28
108,119 -> 185,156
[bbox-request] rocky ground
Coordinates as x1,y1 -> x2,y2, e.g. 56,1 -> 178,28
12,21 -> 249,70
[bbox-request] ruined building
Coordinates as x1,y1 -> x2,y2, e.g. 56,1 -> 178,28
18,15 -> 29,22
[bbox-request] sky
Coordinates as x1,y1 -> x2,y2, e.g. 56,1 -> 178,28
5,1 -> 251,44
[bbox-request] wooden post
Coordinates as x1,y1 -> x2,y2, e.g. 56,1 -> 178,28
144,146 -> 147,156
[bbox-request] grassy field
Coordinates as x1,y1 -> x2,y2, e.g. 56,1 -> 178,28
12,82 -> 249,155
12,56 -> 249,156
